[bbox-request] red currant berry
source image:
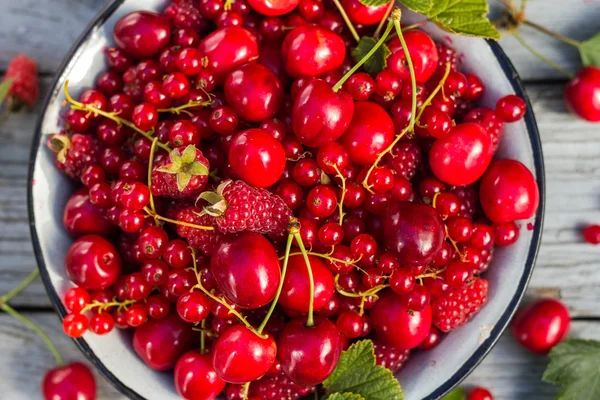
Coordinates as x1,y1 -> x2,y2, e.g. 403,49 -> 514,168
583,224 -> 600,244
318,222 -> 344,246
468,387 -> 493,400
125,303 -> 148,327
493,221 -> 519,246
496,94 -> 526,122
63,313 -> 89,338
401,284 -> 430,311
64,287 -> 91,313
147,295 -> 171,319
177,291 -> 211,323
347,72 -> 375,101
306,185 -> 337,218
90,312 -> 115,335
336,310 -> 364,339
142,259 -> 170,286
162,72 -> 190,99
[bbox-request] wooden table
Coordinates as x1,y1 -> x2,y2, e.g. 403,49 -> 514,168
1,0 -> 599,398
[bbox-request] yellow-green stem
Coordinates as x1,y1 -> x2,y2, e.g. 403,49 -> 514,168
147,138 -> 159,215
512,31 -> 574,79
373,1 -> 395,39
331,0 -> 360,43
1,269 -> 39,303
331,164 -> 347,226
415,62 -> 452,124
392,18 -> 417,133
293,232 -> 315,327
143,207 -> 214,231
157,100 -> 213,115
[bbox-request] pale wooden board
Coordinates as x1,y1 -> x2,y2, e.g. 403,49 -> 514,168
1,312 -> 596,400
0,0 -> 599,80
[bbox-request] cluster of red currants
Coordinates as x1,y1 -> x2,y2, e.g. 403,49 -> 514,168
47,0 -> 542,399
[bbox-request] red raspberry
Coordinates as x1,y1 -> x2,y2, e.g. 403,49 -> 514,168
373,340 -> 410,374
249,371 -> 315,400
385,140 -> 422,180
432,278 -> 489,332
151,145 -> 209,199
176,206 -> 227,255
3,54 -> 39,108
47,133 -> 101,179
448,184 -> 478,219
201,180 -> 293,237
164,0 -> 206,31
436,43 -> 459,71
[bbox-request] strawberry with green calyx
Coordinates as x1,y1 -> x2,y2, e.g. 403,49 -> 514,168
151,144 -> 209,199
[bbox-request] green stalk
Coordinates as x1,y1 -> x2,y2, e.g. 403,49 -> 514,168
512,31 -> 574,78
1,269 -> 39,303
393,16 -> 417,133
293,232 -> 315,327
147,138 -> 159,215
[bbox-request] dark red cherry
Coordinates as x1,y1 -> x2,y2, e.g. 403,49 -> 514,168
248,0 -> 299,16
63,189 -> 113,236
199,27 -> 259,83
211,232 -> 281,309
278,317 -> 342,385
65,235 -> 122,290
174,351 -> 227,400
113,11 -> 172,58
133,312 -> 195,371
229,128 -> 286,188
370,290 -> 432,349
225,63 -> 283,123
43,362 -> 96,400
564,66 -> 600,122
387,30 -> 438,83
342,0 -> 391,25
212,325 -> 277,383
292,79 -> 354,147
282,25 -> 345,78
340,101 -> 394,166
383,202 -> 445,266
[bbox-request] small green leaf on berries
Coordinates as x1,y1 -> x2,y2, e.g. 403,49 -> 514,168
158,146 -> 208,192
0,79 -> 14,107
328,393 -> 366,400
542,339 -> 600,400
580,33 -> 600,68
323,340 -> 404,400
441,387 -> 466,400
399,0 -> 433,13
351,37 -> 391,76
426,0 -> 500,39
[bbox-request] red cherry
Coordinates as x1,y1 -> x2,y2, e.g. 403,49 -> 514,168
292,79 -> 354,147
174,351 -> 226,400
371,290 -> 432,349
479,159 -> 539,223
133,312 -> 195,370
429,122 -> 493,186
512,298 -> 570,354
583,224 -> 600,244
248,0 -> 299,16
278,254 -> 335,313
564,66 -> 600,122
342,0 -> 391,25
65,235 -> 122,290
278,317 -> 342,385
388,30 -> 439,83
225,63 -> 283,123
176,291 -> 211,323
63,189 -> 113,236
211,232 -> 281,309
229,128 -> 286,188
113,11 -> 172,58
62,313 -> 89,338
496,94 -> 526,122
199,27 -> 259,83
282,25 -> 345,78
212,325 -> 277,383
340,101 -> 394,166
468,387 -> 494,400
384,202 -> 445,266
43,362 -> 96,400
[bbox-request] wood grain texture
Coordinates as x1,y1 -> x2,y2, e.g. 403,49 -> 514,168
0,0 -> 599,80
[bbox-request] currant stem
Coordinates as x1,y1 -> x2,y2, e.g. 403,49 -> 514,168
512,31 -> 574,79
1,269 -> 39,303
63,80 -> 171,152
147,138 -> 159,216
2,303 -> 64,366
257,232 -> 294,334
282,251 -> 358,268
330,164 -> 347,226
292,232 -> 315,327
81,298 -> 136,313
415,62 -> 452,124
143,207 -> 214,231
373,0 -> 395,39
331,0 -> 360,43
157,100 -> 213,116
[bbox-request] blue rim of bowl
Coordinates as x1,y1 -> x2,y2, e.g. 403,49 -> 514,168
26,1 -> 545,398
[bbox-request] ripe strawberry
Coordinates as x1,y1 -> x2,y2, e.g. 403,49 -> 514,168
432,278 -> 489,332
151,145 -> 209,199
199,180 -> 293,237
47,132 -> 101,179
176,206 -> 227,255
249,371 -> 315,400
373,340 -> 410,374
385,140 -> 422,180
2,54 -> 39,109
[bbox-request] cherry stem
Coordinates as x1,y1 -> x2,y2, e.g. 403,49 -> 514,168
402,19 -> 429,32
415,62 -> 452,124
1,269 -> 39,304
200,319 -> 206,355
241,382 -> 251,400
2,303 -> 64,366
282,251 -> 359,269
63,80 -> 171,152
224,0 -> 234,10
257,231 -> 294,334
292,232 -> 315,327
392,17 -> 417,133
332,11 -> 399,93
373,1 -> 395,39
81,298 -> 136,313
147,138 -> 159,215
331,0 -> 360,43
511,31 -> 574,79
330,164 -> 347,226
143,206 -> 214,231
157,100 -> 213,116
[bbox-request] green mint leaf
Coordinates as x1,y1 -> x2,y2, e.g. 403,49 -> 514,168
351,37 -> 391,76
441,387 -> 467,400
426,0 -> 500,40
580,33 -> 600,68
0,79 -> 13,107
400,0 -> 433,13
323,340 -> 404,400
328,393 -> 366,400
542,339 -> 600,400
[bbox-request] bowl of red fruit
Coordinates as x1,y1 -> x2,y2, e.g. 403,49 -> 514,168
28,0 -> 544,399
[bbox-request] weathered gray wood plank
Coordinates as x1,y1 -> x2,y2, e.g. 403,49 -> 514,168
0,0 -> 599,80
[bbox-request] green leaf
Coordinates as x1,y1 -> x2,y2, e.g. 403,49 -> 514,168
351,37 -> 391,76
441,387 -> 467,400
323,340 -> 404,400
426,0 -> 500,40
542,339 -> 600,400
157,163 -> 181,175
0,79 -> 13,107
189,162 -> 209,176
580,33 -> 600,68
400,0 -> 433,13
328,393 -> 366,400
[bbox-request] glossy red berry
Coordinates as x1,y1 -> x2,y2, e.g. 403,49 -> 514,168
126,303 -> 149,327
583,224 -> 600,244
387,30 -> 439,83
468,387 -> 494,400
347,72 -> 375,101
43,362 -> 96,400
512,299 -> 570,354
63,313 -> 89,338
493,221 -> 519,246
65,235 -> 122,290
293,159 -> 320,187
306,185 -> 337,218
64,287 -> 91,313
210,106 -> 239,136
279,254 -> 335,313
174,351 -> 226,400
496,94 -> 526,122
564,66 -> 600,122
319,222 -> 344,246
113,11 -> 172,58
90,312 -> 115,335
176,48 -> 205,76
176,291 -> 211,323
132,102 -> 158,131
